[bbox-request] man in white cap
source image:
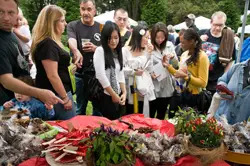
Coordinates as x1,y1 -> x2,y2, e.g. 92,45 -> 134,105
185,13 -> 199,32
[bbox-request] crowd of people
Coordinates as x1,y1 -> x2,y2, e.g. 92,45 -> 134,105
0,0 -> 249,124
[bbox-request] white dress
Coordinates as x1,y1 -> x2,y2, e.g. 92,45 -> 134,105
123,47 -> 155,117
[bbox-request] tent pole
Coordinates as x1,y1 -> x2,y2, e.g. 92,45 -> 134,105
237,0 -> 249,63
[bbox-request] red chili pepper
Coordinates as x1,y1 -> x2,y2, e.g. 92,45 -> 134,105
200,140 -> 205,144
195,118 -> 202,125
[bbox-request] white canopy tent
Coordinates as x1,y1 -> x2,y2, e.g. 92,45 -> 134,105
237,25 -> 250,34
173,16 -> 211,30
94,10 -> 138,26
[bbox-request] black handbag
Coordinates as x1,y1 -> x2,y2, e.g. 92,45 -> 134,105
197,89 -> 212,114
87,76 -> 103,101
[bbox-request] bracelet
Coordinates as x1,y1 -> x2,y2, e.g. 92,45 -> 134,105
61,94 -> 68,100
63,98 -> 70,105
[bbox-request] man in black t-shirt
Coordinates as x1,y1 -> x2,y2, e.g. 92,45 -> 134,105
200,11 -> 235,94
0,0 -> 62,106
67,0 -> 101,115
113,8 -> 131,47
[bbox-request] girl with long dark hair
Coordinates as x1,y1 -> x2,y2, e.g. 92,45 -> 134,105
123,24 -> 155,116
150,22 -> 178,119
163,28 -> 209,111
93,21 -> 126,120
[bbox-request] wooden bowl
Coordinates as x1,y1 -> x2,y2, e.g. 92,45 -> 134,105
224,150 -> 250,164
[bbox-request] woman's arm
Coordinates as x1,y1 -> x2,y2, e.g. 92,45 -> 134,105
186,52 -> 209,88
122,47 -> 136,77
162,58 -> 177,75
42,60 -> 72,109
94,47 -> 120,103
119,67 -> 126,105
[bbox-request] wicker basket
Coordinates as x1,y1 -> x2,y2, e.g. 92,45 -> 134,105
184,139 -> 226,166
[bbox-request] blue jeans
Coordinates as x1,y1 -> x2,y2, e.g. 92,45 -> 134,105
54,91 -> 76,120
75,75 -> 87,115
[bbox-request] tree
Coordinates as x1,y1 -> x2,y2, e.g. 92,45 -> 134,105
56,0 -> 80,23
218,0 -> 241,31
141,0 -> 166,27
166,0 -> 218,26
247,14 -> 250,25
19,0 -> 58,29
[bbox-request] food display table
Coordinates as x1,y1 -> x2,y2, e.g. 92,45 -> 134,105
18,115 -> 230,166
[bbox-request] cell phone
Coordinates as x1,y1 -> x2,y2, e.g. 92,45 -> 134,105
219,93 -> 234,100
130,85 -> 135,94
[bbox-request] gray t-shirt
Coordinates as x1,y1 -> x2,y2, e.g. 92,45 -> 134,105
67,20 -> 101,72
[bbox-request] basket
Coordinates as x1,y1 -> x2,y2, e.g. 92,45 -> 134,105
184,139 -> 226,166
224,150 -> 250,165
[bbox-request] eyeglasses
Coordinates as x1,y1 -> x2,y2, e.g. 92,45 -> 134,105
212,23 -> 224,28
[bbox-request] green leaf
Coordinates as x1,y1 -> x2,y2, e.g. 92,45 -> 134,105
100,161 -> 106,166
106,154 -> 111,162
115,146 -> 123,154
110,140 -> 115,152
116,142 -> 125,146
112,153 -> 119,164
93,140 -> 98,151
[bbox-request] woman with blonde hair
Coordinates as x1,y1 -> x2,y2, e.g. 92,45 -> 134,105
31,5 -> 76,120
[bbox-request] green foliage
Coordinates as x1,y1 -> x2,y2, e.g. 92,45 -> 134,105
166,0 -> 219,25
174,108 -> 223,148
141,0 -> 167,27
186,117 -> 224,148
174,107 -> 199,134
87,124 -> 135,166
19,0 -> 46,29
218,0 -> 241,31
56,0 -> 80,23
247,15 -> 250,25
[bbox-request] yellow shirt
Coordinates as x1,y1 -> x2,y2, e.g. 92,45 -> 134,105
167,50 -> 209,94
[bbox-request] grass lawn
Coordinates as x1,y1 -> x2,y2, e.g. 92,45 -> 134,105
86,101 -> 93,115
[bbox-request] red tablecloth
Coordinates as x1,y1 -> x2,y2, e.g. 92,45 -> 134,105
47,114 -> 175,137
19,115 -> 229,166
19,156 -> 229,166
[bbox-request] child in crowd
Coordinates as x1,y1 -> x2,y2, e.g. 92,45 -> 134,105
0,76 -> 55,120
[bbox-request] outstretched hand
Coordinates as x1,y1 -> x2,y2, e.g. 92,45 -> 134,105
39,89 -> 63,108
73,51 -> 83,68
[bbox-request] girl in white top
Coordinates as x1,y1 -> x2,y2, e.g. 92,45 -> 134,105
123,24 -> 155,117
13,8 -> 32,56
150,22 -> 178,119
94,22 -> 126,120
